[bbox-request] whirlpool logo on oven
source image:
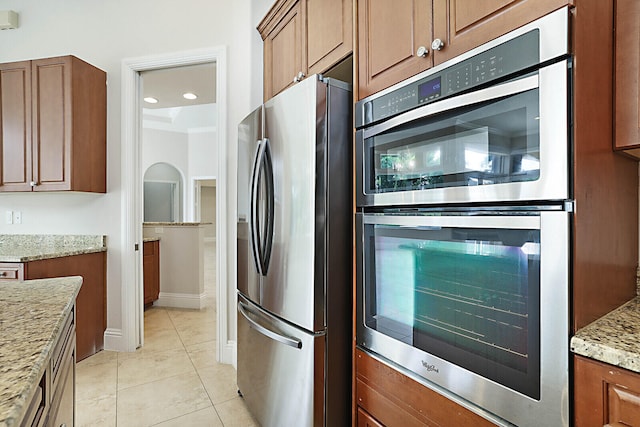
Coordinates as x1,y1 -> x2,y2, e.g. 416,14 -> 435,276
422,360 -> 439,373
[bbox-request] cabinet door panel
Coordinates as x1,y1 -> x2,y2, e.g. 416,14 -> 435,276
432,0 -> 571,65
357,0 -> 433,99
143,241 -> 160,305
608,384 -> 640,426
614,0 -> 640,154
0,61 -> 32,191
31,57 -> 72,191
357,407 -> 384,427
306,0 -> 352,75
264,2 -> 305,100
574,355 -> 640,426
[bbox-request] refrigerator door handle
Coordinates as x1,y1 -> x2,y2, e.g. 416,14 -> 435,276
249,139 -> 264,276
261,138 -> 275,274
238,301 -> 303,349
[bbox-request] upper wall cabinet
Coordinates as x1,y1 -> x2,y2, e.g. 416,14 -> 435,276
613,0 -> 640,158
259,0 -> 353,101
0,55 -> 107,193
357,0 -> 571,99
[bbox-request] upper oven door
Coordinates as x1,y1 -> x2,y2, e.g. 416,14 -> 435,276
356,60 -> 569,207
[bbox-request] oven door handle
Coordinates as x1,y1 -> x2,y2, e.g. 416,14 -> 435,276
363,74 -> 539,138
361,212 -> 541,229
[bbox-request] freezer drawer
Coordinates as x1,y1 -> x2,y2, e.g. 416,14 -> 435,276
237,294 -> 325,427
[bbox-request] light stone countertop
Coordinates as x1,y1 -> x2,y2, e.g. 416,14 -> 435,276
0,234 -> 106,262
571,296 -> 640,373
0,276 -> 82,427
143,222 -> 212,227
143,237 -> 161,243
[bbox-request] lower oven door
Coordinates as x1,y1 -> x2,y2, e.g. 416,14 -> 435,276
355,211 -> 569,427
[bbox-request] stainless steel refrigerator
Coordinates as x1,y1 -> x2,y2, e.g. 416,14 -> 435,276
236,75 -> 352,427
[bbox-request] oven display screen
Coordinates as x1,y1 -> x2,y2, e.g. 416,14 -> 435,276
418,77 -> 441,102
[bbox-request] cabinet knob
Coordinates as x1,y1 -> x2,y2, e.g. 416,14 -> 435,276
416,46 -> 429,57
431,38 -> 445,51
293,71 -> 305,83
30,181 -> 38,187
0,272 -> 6,277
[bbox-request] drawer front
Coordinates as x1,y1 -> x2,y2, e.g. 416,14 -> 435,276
51,307 -> 74,391
0,263 -> 24,280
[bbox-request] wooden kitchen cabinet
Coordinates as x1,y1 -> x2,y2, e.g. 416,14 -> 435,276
143,240 -> 160,306
357,0 -> 433,100
357,407 -> 384,427
0,55 -> 106,192
47,308 -> 76,427
356,0 -> 571,99
0,252 -> 107,361
613,0 -> 640,157
21,306 -> 76,427
355,348 -> 495,427
574,355 -> 640,426
259,0 -> 353,100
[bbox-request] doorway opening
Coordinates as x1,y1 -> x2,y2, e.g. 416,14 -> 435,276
120,47 -> 230,364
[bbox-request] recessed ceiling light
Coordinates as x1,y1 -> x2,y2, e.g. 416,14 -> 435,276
144,97 -> 159,104
183,92 -> 198,100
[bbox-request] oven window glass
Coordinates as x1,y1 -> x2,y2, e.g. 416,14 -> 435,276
364,222 -> 541,399
366,89 -> 539,194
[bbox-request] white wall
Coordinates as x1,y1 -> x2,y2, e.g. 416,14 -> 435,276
189,131 -> 218,178
142,129 -> 189,179
0,0 -> 265,353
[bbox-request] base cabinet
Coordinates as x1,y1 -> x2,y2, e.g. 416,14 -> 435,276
355,348 -> 495,427
357,407 -> 384,427
21,307 -> 75,427
0,252 -> 106,361
574,355 -> 640,426
143,240 -> 160,306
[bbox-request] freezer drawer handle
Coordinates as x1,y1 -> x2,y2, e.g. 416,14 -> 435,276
238,302 -> 303,349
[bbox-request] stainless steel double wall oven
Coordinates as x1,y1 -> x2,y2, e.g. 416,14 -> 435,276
355,8 -> 571,427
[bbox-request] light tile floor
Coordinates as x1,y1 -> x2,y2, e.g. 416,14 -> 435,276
76,242 -> 258,426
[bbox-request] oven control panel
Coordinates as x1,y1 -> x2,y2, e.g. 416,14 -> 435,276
360,30 -> 540,127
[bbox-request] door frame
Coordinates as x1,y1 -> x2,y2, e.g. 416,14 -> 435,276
120,46 -> 229,363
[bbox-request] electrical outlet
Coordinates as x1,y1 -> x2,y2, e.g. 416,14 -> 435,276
5,211 -> 12,224
13,211 -> 21,224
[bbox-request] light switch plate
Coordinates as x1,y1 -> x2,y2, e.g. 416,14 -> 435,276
5,211 -> 12,224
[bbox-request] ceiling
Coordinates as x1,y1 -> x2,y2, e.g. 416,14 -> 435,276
141,62 -> 216,109
141,62 -> 217,132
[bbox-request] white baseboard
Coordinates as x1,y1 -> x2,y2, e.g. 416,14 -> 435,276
154,292 -> 206,309
221,340 -> 237,368
104,328 -> 127,352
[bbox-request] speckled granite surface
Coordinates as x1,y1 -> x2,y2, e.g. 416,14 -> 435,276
0,276 -> 82,427
143,222 -> 211,226
0,234 -> 106,262
571,297 -> 640,373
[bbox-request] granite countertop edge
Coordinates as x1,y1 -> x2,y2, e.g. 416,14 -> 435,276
0,246 -> 107,263
570,296 -> 640,373
143,222 -> 212,226
0,277 -> 82,427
